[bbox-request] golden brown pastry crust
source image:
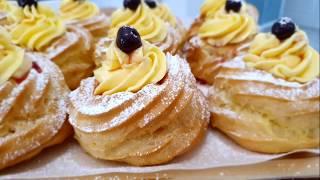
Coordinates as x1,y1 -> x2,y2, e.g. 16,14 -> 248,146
0,53 -> 72,170
68,55 -> 210,166
180,4 -> 258,84
66,13 -> 111,41
209,57 -> 320,153
45,25 -> 94,90
0,12 -> 8,26
157,22 -> 185,55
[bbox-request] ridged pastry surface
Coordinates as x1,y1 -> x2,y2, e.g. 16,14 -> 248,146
155,23 -> 183,54
45,25 -> 94,90
183,34 -> 250,84
69,55 -> 209,166
67,13 -> 110,39
209,57 -> 320,153
0,53 -> 71,170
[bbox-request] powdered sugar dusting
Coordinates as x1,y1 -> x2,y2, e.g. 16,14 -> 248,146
221,56 -> 317,88
45,25 -> 91,60
155,23 -> 181,53
68,13 -> 110,35
0,53 -> 69,168
216,56 -> 319,101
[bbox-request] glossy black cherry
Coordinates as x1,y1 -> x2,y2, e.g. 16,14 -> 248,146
145,0 -> 157,9
116,26 -> 142,54
124,0 -> 141,11
17,0 -> 38,8
225,0 -> 242,13
272,17 -> 296,40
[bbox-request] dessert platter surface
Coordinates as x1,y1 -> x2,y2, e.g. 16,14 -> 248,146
0,0 -> 319,179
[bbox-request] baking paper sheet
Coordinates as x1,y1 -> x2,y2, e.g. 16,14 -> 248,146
1,129 -> 318,179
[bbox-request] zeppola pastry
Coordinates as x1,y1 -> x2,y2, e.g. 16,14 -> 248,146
9,2 -> 94,90
108,0 -> 184,54
209,17 -> 320,153
59,0 -> 111,40
0,27 -> 71,170
182,0 -> 258,84
68,26 -> 209,166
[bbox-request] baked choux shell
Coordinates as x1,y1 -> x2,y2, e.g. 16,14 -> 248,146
209,57 -> 320,153
45,25 -> 94,90
68,55 -> 210,166
66,13 -> 111,40
0,53 -> 72,170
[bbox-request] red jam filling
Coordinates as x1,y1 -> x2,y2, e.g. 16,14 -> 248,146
13,62 -> 42,84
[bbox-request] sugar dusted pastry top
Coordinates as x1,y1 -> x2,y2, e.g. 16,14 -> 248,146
11,4 -> 66,51
94,26 -> 167,95
244,17 -> 319,83
109,1 -> 167,44
0,27 -> 30,84
60,0 -> 99,21
199,0 -> 257,46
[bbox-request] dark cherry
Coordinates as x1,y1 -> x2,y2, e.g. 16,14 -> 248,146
145,0 -> 157,9
116,26 -> 142,54
13,73 -> 29,84
272,17 -> 296,40
13,62 -> 42,84
123,0 -> 141,11
17,0 -> 38,8
225,0 -> 242,13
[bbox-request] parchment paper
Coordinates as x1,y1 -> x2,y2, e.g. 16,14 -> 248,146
1,129 -> 318,179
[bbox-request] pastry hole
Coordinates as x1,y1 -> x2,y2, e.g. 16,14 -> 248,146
8,127 -> 16,134
155,126 -> 166,134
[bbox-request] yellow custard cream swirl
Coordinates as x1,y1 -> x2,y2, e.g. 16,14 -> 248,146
110,3 -> 167,44
60,0 -> 99,21
94,40 -> 167,95
200,0 -> 226,17
0,27 -> 24,84
244,31 -> 319,83
0,0 -> 10,12
0,0 -> 22,24
152,3 -> 176,26
11,5 -> 65,51
199,6 -> 257,46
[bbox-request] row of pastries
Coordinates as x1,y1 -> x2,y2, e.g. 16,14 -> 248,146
0,0 -> 319,170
